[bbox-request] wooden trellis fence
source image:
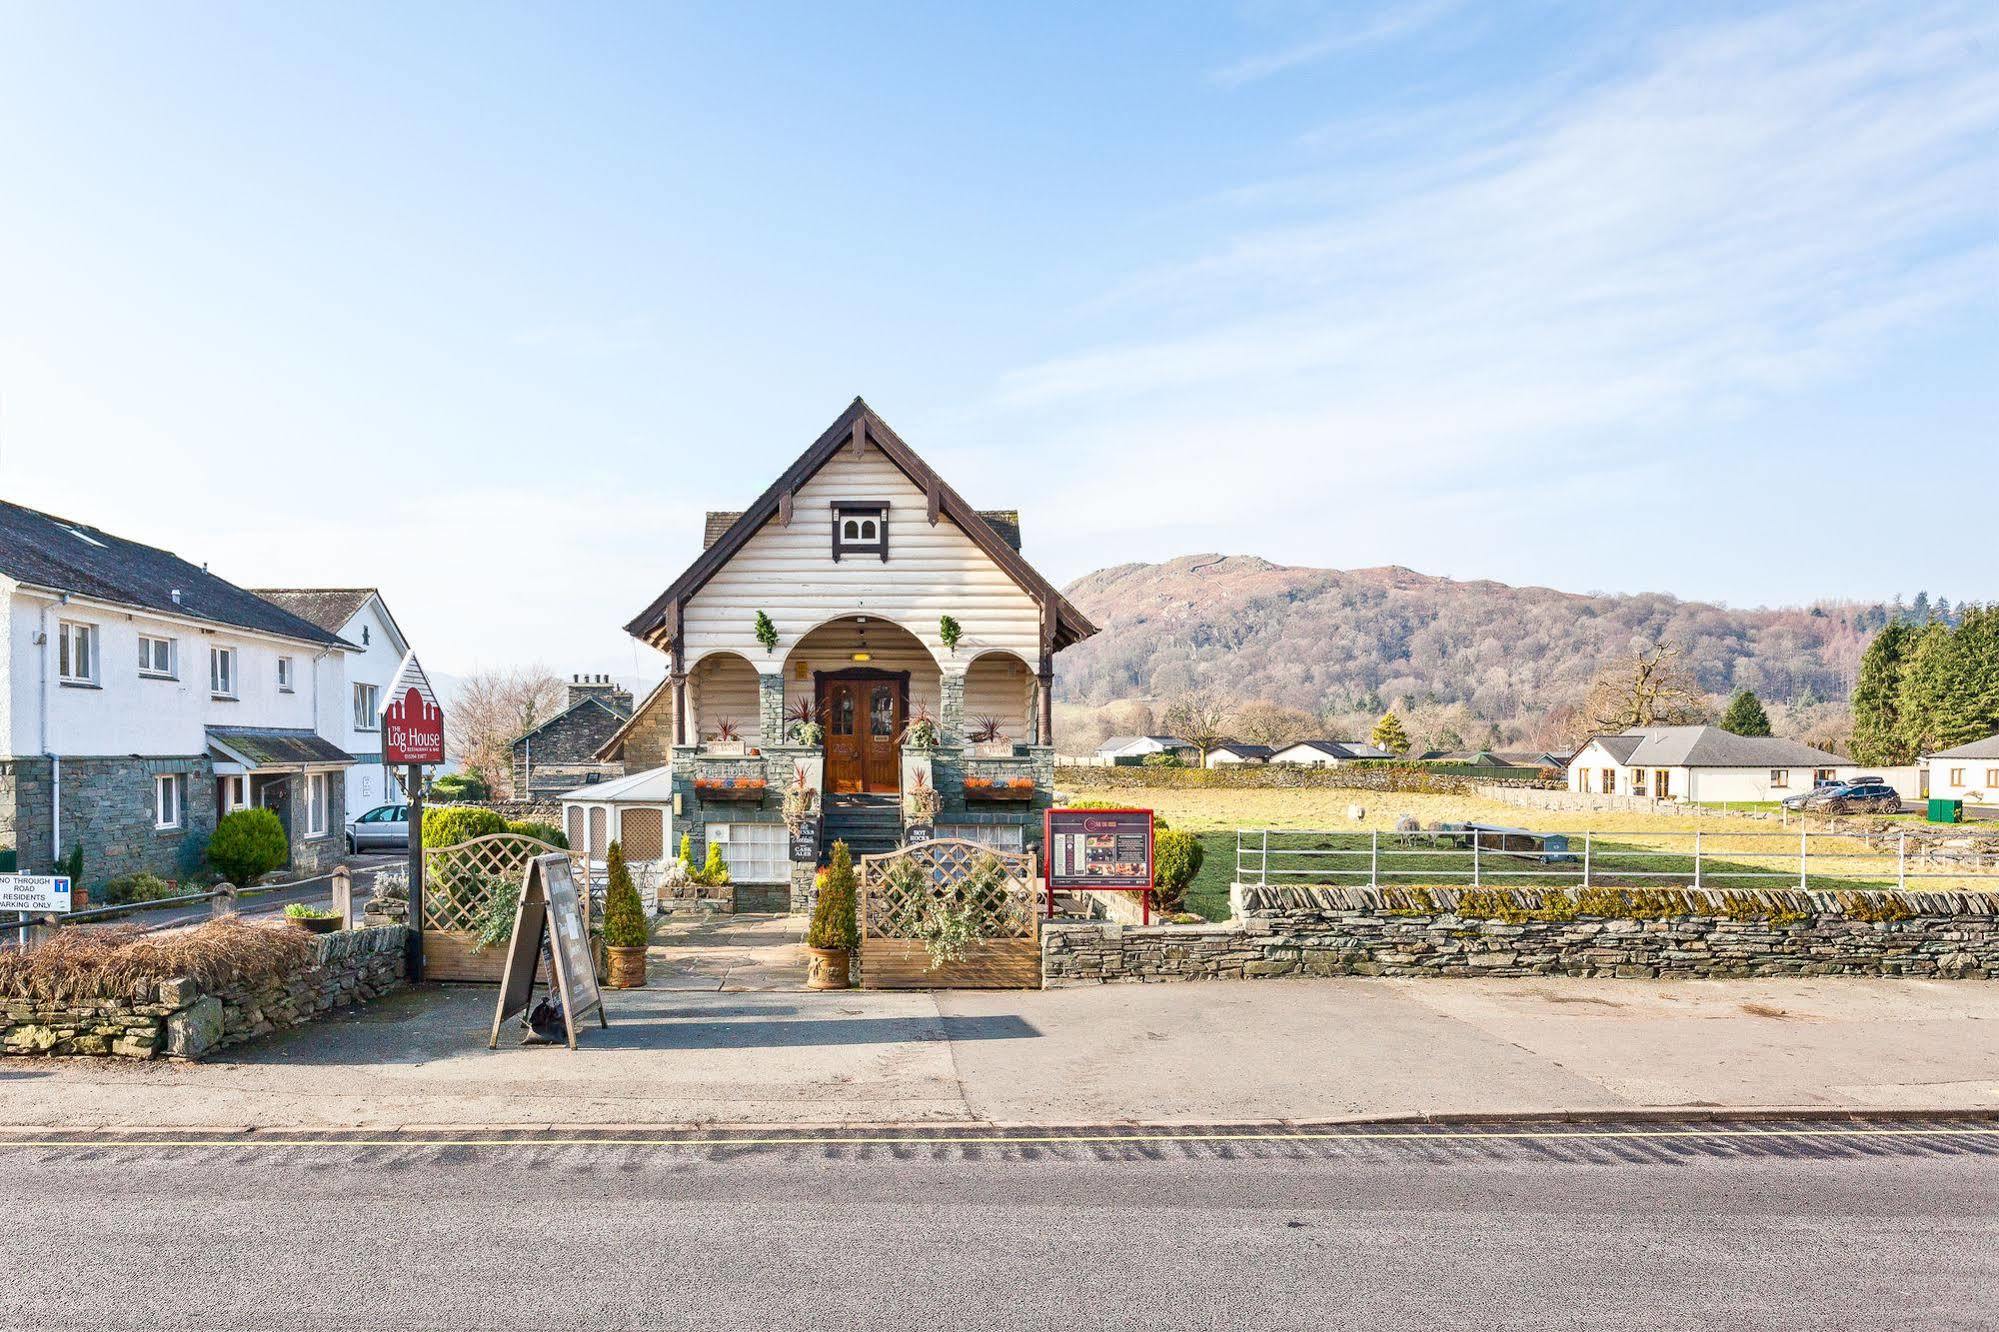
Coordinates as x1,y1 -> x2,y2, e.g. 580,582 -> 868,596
857,839 -> 1040,989
422,833 -> 590,982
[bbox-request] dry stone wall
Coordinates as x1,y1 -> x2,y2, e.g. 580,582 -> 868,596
1042,885 -> 1999,984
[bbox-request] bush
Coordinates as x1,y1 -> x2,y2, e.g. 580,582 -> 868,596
601,842 -> 650,949
423,806 -> 508,848
506,819 -> 569,849
429,772 -> 490,802
696,843 -> 730,887
207,809 -> 289,886
806,841 -> 858,951
1140,752 -> 1184,768
1152,827 -> 1205,913
100,873 -> 181,906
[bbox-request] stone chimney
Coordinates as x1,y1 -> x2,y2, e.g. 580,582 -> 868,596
568,672 -> 634,713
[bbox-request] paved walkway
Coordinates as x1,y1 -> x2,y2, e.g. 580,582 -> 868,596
4,975 -> 1997,1128
650,913 -> 808,991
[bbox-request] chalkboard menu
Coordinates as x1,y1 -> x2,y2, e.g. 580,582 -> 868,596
790,816 -> 821,863
1044,808 -> 1154,889
488,853 -> 607,1050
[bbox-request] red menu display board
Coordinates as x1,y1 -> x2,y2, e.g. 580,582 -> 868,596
1044,807 -> 1156,923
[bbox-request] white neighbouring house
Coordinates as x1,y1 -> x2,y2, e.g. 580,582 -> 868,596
251,589 -> 415,815
1096,735 -> 1196,763
1206,742 -> 1273,767
1567,726 -> 1858,802
1924,733 -> 1999,806
1268,739 -> 1394,767
1,500 -> 362,888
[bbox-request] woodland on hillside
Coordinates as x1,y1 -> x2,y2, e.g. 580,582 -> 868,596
1053,555 -> 1956,758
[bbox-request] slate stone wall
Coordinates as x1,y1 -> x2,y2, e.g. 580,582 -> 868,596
1,923 -> 408,1059
1042,884 -> 1999,985
512,705 -> 631,799
0,755 -> 216,887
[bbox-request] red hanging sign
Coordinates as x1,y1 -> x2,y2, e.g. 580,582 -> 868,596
382,652 -> 445,765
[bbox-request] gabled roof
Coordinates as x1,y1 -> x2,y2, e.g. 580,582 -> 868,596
0,500 -> 351,649
1275,739 -> 1392,760
1577,726 -> 1852,768
252,587 -> 409,654
1099,735 -> 1191,752
208,726 -> 354,769
1212,742 -> 1275,759
511,693 -> 633,751
1929,732 -> 1999,761
625,399 -> 1095,652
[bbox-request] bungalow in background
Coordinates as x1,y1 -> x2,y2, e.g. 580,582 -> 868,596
1417,749 -> 1567,770
1205,742 -> 1273,767
1096,735 -> 1196,763
1567,726 -> 1857,802
1268,739 -> 1394,766
1924,733 -> 1999,806
511,674 -> 634,800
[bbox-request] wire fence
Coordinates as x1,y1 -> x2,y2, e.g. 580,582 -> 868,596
1235,826 -> 1999,894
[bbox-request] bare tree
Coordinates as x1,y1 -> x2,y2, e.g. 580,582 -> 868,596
448,665 -> 568,795
1571,645 -> 1708,745
1232,700 -> 1316,748
1161,692 -> 1234,765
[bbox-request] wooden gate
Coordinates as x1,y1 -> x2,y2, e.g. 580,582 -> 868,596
422,833 -> 589,982
857,839 -> 1040,989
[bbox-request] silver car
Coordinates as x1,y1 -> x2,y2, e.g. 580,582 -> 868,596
346,804 -> 410,853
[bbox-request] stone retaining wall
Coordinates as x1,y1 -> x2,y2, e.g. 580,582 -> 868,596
1,924 -> 408,1059
1042,884 -> 1999,985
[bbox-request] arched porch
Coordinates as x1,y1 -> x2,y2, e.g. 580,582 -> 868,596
784,616 -> 940,794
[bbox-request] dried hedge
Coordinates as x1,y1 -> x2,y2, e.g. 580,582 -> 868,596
0,920 -> 315,1002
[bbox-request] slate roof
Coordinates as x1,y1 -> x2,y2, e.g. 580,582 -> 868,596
250,588 -> 376,635
1929,732 -> 1999,761
1212,743 -> 1274,759
0,501 -> 351,648
702,507 -> 1023,552
1581,726 -> 1852,768
208,727 -> 355,768
1099,735 -> 1193,752
1276,740 -> 1393,760
511,694 -> 634,750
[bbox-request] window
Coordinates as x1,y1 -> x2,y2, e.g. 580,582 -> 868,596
362,625 -> 370,646
1601,768 -> 1615,794
57,620 -> 97,684
1631,768 -> 1647,796
209,646 -> 237,698
1814,768 -> 1837,786
305,773 -> 329,837
1950,768 -> 1966,787
138,634 -> 175,678
217,774 -> 247,815
710,823 -> 786,883
1655,770 -> 1672,799
1770,769 -> 1790,790
353,683 -> 380,730
277,656 -> 294,692
830,502 -> 889,561
1987,769 -> 1999,789
154,774 -> 185,829
1577,768 -> 1592,793
937,824 -> 1025,852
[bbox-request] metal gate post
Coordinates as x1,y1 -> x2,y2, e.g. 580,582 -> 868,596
1583,832 -> 1592,888
1262,828 -> 1269,888
1798,829 -> 1809,891
1370,830 -> 1379,889
1898,830 -> 1907,893
1694,830 -> 1703,890
1472,830 -> 1481,888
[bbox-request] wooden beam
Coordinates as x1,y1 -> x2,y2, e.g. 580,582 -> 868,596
926,473 -> 941,526
851,419 -> 867,456
777,489 -> 794,527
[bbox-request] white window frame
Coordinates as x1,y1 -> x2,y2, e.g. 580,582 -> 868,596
210,645 -> 237,699
138,634 -> 176,679
353,682 -> 380,732
277,656 -> 295,692
57,620 -> 98,684
936,824 -> 1025,852
305,772 -> 329,838
154,773 -> 185,830
218,774 -> 247,815
710,822 -> 786,883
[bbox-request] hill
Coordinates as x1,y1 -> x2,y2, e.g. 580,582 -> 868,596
1053,555 -> 1892,753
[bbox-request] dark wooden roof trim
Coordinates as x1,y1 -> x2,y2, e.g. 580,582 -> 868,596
622,398 -> 1098,649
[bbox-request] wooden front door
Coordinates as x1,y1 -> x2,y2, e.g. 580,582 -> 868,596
818,671 -> 906,794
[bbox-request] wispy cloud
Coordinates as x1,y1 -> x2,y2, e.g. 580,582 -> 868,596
1210,0 -> 1466,87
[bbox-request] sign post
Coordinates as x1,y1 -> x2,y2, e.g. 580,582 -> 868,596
2,876 -> 70,952
1043,807 -> 1156,924
381,652 -> 445,983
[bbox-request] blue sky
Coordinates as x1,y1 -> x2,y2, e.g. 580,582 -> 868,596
2,1 -> 1994,677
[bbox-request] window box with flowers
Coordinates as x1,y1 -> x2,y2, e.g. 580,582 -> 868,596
693,776 -> 768,803
963,776 -> 1036,803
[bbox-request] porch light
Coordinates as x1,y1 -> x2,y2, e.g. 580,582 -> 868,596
851,651 -> 872,662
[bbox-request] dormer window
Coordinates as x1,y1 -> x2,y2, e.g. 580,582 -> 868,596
831,502 -> 889,562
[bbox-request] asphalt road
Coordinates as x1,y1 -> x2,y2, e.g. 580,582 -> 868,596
2,1120 -> 1995,1331
124,854 -> 397,930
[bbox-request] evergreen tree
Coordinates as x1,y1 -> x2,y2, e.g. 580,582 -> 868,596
1897,620 -> 1980,754
1850,621 -> 1913,765
1910,590 -> 1932,624
1720,689 -> 1772,737
1371,711 -> 1410,756
601,841 -> 650,949
1953,604 -> 1999,738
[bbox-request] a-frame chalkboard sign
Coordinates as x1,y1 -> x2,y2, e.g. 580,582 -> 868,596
488,852 -> 607,1050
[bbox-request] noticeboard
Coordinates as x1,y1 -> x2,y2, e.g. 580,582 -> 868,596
1044,808 -> 1154,889
789,816 -> 821,862
488,853 -> 606,1050
0,875 -> 71,913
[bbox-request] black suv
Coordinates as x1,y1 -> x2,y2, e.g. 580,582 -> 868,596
1783,782 -> 1902,814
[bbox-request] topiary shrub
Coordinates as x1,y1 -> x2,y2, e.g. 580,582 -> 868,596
1152,827 -> 1205,913
207,808 -> 289,886
423,805 -> 508,848
506,819 -> 569,849
806,841 -> 858,951
696,842 -> 730,887
601,841 -> 650,949
428,772 -> 490,802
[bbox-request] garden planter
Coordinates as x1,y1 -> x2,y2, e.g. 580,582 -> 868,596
694,780 -> 768,803
288,918 -> 340,935
606,944 -> 649,989
805,946 -> 852,990
962,781 -> 1035,803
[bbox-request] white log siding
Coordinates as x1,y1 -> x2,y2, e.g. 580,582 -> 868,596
963,650 -> 1034,741
680,450 -> 1044,668
779,617 -> 940,720
689,651 -> 760,743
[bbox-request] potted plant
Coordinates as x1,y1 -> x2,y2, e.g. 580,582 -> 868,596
705,717 -> 748,756
693,775 -> 768,802
601,841 -> 651,988
899,704 -> 939,751
963,775 -> 1035,802
904,769 -> 942,824
804,841 -> 859,989
785,699 -> 824,746
967,714 -> 1013,758
782,764 -> 819,833
283,902 -> 341,935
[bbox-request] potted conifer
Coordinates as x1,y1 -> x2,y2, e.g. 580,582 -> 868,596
602,841 -> 651,989
804,840 -> 859,989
